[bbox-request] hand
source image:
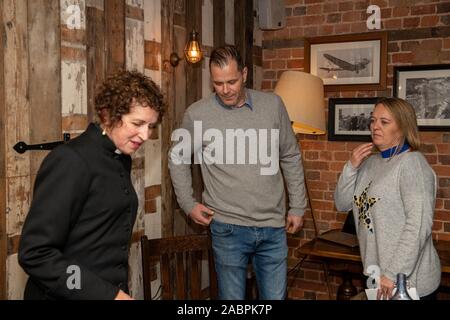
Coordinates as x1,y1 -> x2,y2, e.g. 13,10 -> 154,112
377,275 -> 395,300
285,214 -> 304,234
114,290 -> 134,300
189,204 -> 214,226
350,143 -> 373,169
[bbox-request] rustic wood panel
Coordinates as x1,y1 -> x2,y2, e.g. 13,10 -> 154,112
185,0 -> 202,108
213,0 -> 225,48
6,177 -> 31,239
130,167 -> 145,233
234,0 -> 253,88
186,0 -> 204,235
131,230 -> 145,244
0,0 -> 5,178
0,177 -> 6,300
61,26 -> 86,44
125,17 -> 145,72
161,0 -> 175,237
86,0 -> 104,10
4,0 -> 30,179
86,6 -> 105,122
224,0 -> 234,45
144,40 -> 161,71
213,0 -> 225,47
173,23 -> 187,237
173,13 -> 185,28
28,0 -> 62,176
61,46 -> 86,61
126,4 -> 144,21
7,235 -> 20,255
0,0 -> 6,297
201,0 -> 213,48
3,0 -> 30,299
105,0 -> 125,74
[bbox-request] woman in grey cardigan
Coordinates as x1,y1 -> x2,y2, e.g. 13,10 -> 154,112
335,97 -> 441,300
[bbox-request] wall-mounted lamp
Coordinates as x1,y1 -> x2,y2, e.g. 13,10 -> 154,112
168,30 -> 203,67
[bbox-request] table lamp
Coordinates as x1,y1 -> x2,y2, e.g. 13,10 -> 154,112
274,71 -> 325,236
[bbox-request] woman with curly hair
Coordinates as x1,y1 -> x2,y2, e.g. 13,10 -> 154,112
18,70 -> 164,300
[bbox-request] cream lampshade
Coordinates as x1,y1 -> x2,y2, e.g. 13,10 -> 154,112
274,71 -> 326,135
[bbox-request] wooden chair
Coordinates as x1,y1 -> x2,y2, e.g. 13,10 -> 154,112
141,234 -> 218,300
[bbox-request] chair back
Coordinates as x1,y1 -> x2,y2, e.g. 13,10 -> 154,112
141,234 -> 218,300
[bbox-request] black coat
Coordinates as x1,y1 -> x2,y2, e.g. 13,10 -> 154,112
18,123 -> 138,300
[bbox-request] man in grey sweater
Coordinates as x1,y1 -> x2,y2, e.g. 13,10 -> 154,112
168,45 -> 308,299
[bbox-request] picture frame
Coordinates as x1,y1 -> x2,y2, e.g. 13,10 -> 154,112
328,97 -> 380,142
304,32 -> 388,92
393,64 -> 450,131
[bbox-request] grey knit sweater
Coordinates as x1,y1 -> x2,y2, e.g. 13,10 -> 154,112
335,151 -> 441,297
168,89 -> 308,227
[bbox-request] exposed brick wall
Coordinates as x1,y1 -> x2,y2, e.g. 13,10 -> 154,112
262,0 -> 450,300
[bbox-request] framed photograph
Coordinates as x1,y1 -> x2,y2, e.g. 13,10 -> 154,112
328,97 -> 380,142
305,32 -> 387,92
393,64 -> 450,131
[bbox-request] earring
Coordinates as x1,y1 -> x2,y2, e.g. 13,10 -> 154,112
102,129 -> 106,136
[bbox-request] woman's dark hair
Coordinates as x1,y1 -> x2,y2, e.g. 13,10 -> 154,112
95,70 -> 165,126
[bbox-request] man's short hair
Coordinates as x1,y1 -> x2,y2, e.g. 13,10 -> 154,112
209,45 -> 245,71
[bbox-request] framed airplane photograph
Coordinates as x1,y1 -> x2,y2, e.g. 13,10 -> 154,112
304,32 -> 388,92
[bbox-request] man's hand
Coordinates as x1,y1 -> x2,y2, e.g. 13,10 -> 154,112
114,290 -> 134,300
377,275 -> 395,300
189,204 -> 214,226
285,214 -> 304,234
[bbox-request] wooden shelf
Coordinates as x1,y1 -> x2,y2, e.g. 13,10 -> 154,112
297,238 -> 450,274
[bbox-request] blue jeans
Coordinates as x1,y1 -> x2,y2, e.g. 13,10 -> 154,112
210,219 -> 288,300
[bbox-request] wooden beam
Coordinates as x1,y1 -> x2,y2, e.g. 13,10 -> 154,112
234,0 -> 254,88
173,18 -> 187,237
105,0 -> 125,75
86,6 -> 106,122
185,0 -> 202,108
125,4 -> 144,21
0,0 -> 6,300
2,0 -> 32,299
161,0 -> 175,237
213,0 -> 225,48
185,0 -> 204,235
28,0 -> 62,176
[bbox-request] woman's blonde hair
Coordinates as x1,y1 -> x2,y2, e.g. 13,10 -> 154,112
374,97 -> 421,151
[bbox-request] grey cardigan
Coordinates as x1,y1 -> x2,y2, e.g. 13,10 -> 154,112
335,151 -> 441,297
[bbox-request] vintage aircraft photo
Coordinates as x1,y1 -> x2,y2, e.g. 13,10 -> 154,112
320,54 -> 371,74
